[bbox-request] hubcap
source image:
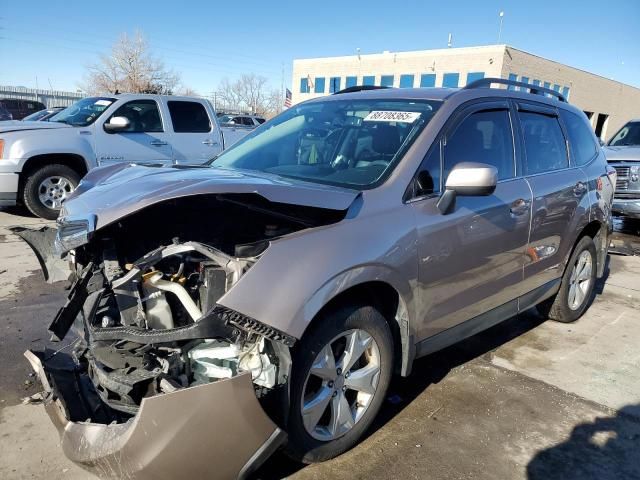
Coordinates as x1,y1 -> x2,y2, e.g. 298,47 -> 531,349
568,250 -> 592,310
38,176 -> 75,210
301,329 -> 381,441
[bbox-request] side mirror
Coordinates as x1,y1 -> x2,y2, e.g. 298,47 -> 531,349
436,162 -> 498,215
104,116 -> 130,133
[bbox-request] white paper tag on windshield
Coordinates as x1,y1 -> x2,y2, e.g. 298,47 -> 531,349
95,99 -> 112,106
363,111 -> 421,123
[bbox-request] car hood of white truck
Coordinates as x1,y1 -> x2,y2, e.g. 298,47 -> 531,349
0,120 -> 72,134
603,145 -> 640,161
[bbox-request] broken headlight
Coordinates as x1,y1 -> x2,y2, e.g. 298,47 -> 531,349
55,214 -> 96,255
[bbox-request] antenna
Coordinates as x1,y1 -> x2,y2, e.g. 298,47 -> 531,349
447,33 -> 452,48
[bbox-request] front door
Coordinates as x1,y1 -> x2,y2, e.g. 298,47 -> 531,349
410,101 -> 532,340
96,98 -> 173,166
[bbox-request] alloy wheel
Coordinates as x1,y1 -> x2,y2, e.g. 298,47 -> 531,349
568,250 -> 592,310
38,176 -> 74,210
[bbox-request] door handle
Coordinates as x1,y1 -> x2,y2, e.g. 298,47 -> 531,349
150,140 -> 168,146
573,182 -> 587,196
509,198 -> 529,216
202,139 -> 219,146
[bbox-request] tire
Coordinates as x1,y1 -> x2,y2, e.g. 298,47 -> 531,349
285,303 -> 394,463
23,164 -> 80,220
537,236 -> 597,323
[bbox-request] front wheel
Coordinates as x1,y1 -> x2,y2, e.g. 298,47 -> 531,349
537,235 -> 597,323
285,303 -> 394,463
23,164 -> 80,220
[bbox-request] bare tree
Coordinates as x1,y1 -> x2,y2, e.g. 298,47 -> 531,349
82,31 -> 181,95
216,74 -> 282,116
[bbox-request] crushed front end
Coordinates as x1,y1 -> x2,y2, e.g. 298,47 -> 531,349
15,193 -> 348,479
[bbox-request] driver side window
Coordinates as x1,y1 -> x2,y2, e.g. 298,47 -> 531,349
109,100 -> 163,133
444,109 -> 515,181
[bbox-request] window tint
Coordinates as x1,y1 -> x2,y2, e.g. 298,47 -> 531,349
508,73 -> 518,90
300,78 -> 309,93
560,110 -> 597,166
109,99 -> 163,132
562,86 -> 570,100
442,73 -> 459,88
416,144 -> 441,196
168,101 -> 211,133
400,74 -> 414,88
315,77 -> 325,94
329,77 -> 341,93
255,117 -> 266,124
346,76 -> 357,88
420,74 -> 436,87
380,75 -> 394,87
519,112 -> 568,174
466,72 -> 485,84
444,109 -> 514,181
363,76 -> 375,86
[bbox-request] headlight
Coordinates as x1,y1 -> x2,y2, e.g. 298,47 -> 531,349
54,215 -> 96,255
0,139 -> 4,158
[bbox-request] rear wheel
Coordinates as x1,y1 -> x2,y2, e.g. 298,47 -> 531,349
285,303 -> 393,463
23,164 -> 80,220
537,236 -> 597,323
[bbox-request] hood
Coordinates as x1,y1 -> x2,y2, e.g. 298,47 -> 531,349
0,120 -> 72,134
63,163 -> 360,229
603,145 -> 640,162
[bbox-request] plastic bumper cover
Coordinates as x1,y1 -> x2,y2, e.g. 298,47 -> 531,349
0,172 -> 18,206
25,350 -> 285,480
612,197 -> 640,218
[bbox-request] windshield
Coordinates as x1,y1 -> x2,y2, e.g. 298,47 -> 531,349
218,115 -> 233,123
608,121 -> 640,146
212,98 -> 441,189
23,109 -> 49,121
50,97 -> 116,127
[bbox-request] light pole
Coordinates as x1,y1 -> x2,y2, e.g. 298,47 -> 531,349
498,11 -> 505,44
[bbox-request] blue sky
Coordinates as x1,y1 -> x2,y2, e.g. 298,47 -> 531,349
1,0 -> 639,94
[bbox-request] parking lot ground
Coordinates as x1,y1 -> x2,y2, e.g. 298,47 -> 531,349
1,207 -> 639,480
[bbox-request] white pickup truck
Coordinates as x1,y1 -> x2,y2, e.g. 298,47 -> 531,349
0,94 -> 253,219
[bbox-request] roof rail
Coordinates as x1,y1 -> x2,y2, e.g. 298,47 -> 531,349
464,77 -> 567,103
333,85 -> 391,95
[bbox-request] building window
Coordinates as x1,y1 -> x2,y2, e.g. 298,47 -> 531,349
399,74 -> 414,88
420,74 -> 436,87
532,79 -> 541,86
562,86 -> 570,100
543,81 -> 551,89
466,72 -> 485,85
520,76 -> 529,91
380,75 -> 394,87
553,84 -> 561,92
346,76 -> 357,88
508,73 -> 518,90
442,73 -> 460,88
300,77 -> 309,94
363,75 -> 375,86
329,77 -> 341,93
315,77 -> 326,94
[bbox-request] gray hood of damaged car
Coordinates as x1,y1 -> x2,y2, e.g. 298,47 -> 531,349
63,163 -> 360,229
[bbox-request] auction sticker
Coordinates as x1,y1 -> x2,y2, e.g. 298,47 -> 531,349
364,111 -> 421,123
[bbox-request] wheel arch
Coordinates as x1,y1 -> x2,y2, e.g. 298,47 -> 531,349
19,154 -> 88,198
577,219 -> 607,278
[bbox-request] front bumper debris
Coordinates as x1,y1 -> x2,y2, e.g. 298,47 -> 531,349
9,226 -> 72,283
25,350 -> 285,480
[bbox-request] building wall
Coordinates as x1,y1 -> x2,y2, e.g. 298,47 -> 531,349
292,45 -> 505,103
292,45 -> 640,141
501,47 -> 640,139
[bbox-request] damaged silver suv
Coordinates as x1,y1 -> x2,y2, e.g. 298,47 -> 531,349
17,78 -> 615,479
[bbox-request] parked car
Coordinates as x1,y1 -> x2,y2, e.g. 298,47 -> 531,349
603,119 -> 640,218
0,94 -> 253,219
218,113 -> 266,126
17,78 -> 614,479
0,98 -> 46,120
22,106 -> 65,122
0,104 -> 12,121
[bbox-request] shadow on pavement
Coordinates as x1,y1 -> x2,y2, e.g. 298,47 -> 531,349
527,404 -> 640,480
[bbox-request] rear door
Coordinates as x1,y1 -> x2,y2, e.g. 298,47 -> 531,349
167,100 -> 223,165
95,98 -> 173,166
516,102 -> 590,294
411,100 -> 532,339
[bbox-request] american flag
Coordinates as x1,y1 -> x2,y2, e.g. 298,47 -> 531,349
284,88 -> 292,108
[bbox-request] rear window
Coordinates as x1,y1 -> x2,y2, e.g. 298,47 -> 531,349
560,110 -> 597,166
519,112 -> 568,175
168,101 -> 211,133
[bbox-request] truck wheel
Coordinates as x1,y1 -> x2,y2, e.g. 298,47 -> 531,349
23,164 -> 80,220
537,236 -> 597,323
285,303 -> 393,463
